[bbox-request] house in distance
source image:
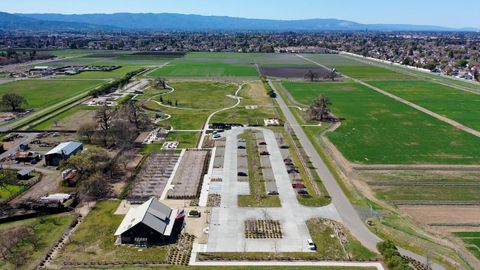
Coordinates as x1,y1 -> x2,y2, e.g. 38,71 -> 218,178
114,198 -> 184,246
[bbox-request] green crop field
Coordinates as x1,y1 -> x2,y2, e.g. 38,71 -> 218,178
300,54 -> 367,67
369,80 -> 480,130
454,232 -> 480,260
160,81 -> 238,110
0,80 -> 102,110
148,60 -> 258,77
185,52 -> 315,66
282,81 -> 480,164
302,54 -> 412,80
374,186 -> 480,202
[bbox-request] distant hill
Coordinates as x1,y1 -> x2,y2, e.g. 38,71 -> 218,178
2,12 -> 477,32
0,12 -> 115,31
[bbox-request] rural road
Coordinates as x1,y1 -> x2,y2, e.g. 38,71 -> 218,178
297,54 -> 480,138
269,80 -> 446,270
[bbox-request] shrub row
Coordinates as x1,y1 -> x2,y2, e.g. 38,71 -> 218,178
89,68 -> 145,97
377,240 -> 413,270
260,76 -> 277,98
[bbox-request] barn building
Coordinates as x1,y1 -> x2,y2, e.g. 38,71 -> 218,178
114,198 -> 184,246
44,141 -> 83,166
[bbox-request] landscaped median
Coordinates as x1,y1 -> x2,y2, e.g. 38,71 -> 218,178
197,218 -> 377,262
238,130 -> 281,207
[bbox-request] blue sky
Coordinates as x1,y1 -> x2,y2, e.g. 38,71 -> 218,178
2,0 -> 478,28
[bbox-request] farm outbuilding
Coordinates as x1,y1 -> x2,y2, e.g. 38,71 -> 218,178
44,141 -> 83,166
114,198 -> 184,246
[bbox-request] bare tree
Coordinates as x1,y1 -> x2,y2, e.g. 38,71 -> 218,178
307,95 -> 332,121
304,70 -> 319,82
77,122 -> 97,143
96,105 -> 116,146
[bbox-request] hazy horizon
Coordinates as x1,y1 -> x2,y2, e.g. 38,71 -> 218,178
2,0 -> 479,29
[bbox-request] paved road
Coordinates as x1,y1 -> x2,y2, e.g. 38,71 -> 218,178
269,80 -> 445,270
298,54 -> 480,138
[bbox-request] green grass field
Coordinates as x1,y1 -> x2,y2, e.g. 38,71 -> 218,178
282,81 -> 480,164
55,200 -> 169,264
369,80 -> 480,130
148,61 -> 258,77
0,184 -> 25,201
454,232 -> 480,260
0,213 -> 75,270
0,80 -> 102,110
164,131 -> 200,148
160,81 -> 238,110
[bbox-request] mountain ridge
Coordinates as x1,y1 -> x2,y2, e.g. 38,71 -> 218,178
2,12 -> 478,32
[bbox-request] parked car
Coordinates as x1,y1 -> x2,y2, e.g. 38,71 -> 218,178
213,134 -> 221,139
267,190 -> 279,195
306,239 -> 316,250
292,183 -> 305,189
259,141 -> 267,145
238,145 -> 246,149
237,172 -> 248,177
260,151 -> 270,156
280,145 -> 289,149
297,189 -> 309,195
188,210 -> 201,218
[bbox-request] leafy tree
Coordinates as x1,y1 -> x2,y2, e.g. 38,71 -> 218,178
1,93 -> 27,111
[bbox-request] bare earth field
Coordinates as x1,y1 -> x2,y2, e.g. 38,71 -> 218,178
400,205 -> 480,226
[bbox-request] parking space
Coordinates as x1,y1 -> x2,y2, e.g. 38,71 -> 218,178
205,127 -> 341,253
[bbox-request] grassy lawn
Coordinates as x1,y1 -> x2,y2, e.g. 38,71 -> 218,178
307,218 -> 376,260
0,184 -> 25,201
211,81 -> 277,125
145,100 -> 210,130
160,81 -> 238,110
165,131 -> 200,148
148,61 -> 258,77
238,130 -> 281,207
55,200 -> 169,264
0,213 -> 75,270
282,81 -> 480,164
0,79 -> 102,110
369,80 -> 480,130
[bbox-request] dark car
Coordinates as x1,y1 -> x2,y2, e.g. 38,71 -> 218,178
238,145 -> 246,149
297,189 -> 309,195
280,145 -> 289,149
237,172 -> 248,177
259,142 -> 267,145
260,151 -> 270,156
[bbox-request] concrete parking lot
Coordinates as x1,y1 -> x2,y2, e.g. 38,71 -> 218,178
205,127 -> 341,252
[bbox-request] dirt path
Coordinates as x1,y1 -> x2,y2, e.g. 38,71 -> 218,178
297,54 -> 480,138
